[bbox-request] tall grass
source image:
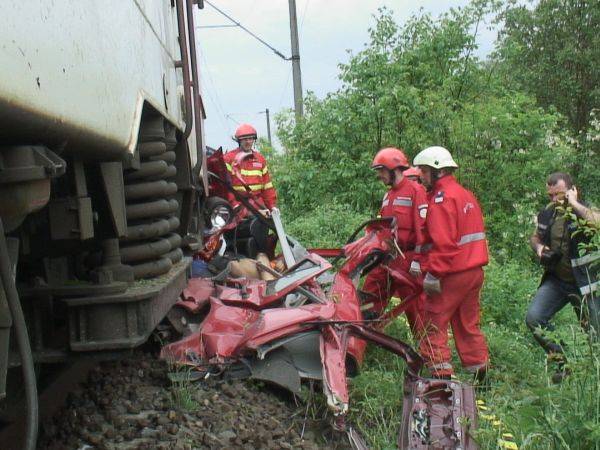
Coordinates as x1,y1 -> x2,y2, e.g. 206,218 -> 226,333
346,258 -> 600,449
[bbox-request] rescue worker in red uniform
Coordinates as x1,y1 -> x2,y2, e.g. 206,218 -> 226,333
413,146 -> 489,380
403,166 -> 423,185
362,147 -> 428,337
224,124 -> 277,254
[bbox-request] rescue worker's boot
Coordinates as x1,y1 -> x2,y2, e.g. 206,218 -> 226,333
547,352 -> 570,384
472,367 -> 490,391
551,362 -> 571,384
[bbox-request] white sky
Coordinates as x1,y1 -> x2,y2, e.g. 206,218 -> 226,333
194,1 -> 498,151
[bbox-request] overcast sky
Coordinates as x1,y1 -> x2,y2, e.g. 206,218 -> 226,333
193,1 -> 498,151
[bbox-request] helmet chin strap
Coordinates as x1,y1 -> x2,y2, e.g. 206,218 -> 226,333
238,139 -> 254,152
388,169 -> 397,186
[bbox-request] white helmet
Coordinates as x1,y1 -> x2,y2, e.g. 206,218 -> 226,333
413,146 -> 458,169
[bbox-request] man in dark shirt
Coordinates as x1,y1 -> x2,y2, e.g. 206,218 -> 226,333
526,172 -> 599,381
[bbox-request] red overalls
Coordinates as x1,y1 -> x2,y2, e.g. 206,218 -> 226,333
419,175 -> 489,376
223,148 -> 277,215
362,177 -> 428,336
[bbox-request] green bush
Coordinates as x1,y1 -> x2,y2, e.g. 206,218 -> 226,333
481,257 -> 540,329
268,2 -> 599,449
279,203 -> 370,249
273,6 -> 581,262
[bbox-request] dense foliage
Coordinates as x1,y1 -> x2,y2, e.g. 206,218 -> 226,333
497,0 -> 600,134
262,0 -> 599,448
270,5 -> 598,262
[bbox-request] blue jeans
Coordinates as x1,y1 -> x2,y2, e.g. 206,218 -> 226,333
525,274 -> 583,355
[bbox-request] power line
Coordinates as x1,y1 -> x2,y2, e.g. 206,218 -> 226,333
203,0 -> 291,61
300,0 -> 311,35
225,114 -> 241,125
277,67 -> 293,111
196,40 -> 231,136
196,24 -> 238,29
225,112 -> 266,117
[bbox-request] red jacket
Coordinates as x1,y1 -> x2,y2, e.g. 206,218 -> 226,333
223,148 -> 277,211
377,177 -> 428,252
423,175 -> 488,277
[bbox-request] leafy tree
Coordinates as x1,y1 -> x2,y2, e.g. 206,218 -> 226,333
496,0 -> 600,133
267,3 -> 599,449
273,5 -> 578,260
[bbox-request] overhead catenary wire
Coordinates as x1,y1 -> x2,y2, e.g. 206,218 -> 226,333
277,67 -> 293,111
299,0 -> 311,36
198,0 -> 311,146
225,114 -> 241,126
203,0 -> 291,61
196,40 -> 232,136
196,24 -> 238,29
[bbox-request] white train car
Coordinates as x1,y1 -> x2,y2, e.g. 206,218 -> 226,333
0,1 -> 208,447
0,0 -> 205,163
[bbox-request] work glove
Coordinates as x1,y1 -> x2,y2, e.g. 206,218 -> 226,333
409,260 -> 422,278
423,272 -> 442,296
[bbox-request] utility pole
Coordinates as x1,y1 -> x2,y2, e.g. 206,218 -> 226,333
265,108 -> 272,146
203,1 -> 304,120
258,108 -> 272,146
288,0 -> 303,120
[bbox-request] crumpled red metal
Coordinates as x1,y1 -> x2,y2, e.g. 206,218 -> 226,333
161,219 -> 479,448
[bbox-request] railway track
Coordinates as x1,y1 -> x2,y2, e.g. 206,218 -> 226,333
0,359 -> 100,450
2,349 -> 350,449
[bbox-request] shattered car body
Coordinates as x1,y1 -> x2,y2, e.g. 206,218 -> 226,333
161,218 -> 479,449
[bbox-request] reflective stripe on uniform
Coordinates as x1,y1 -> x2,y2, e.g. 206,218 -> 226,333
240,169 -> 263,176
263,182 -> 274,189
537,223 -> 548,230
393,198 -> 413,207
262,167 -> 269,175
457,232 -> 486,246
414,233 -> 483,255
382,200 -> 389,207
571,251 -> 600,268
233,184 -> 265,192
225,163 -> 233,171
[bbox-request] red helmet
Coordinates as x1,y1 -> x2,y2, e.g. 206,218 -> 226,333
234,124 -> 257,141
371,147 -> 409,170
403,166 -> 422,178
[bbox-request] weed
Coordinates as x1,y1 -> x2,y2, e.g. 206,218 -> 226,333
347,261 -> 600,450
168,365 -> 201,412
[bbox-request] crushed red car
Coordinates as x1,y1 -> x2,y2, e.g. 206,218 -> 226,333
163,162 -> 480,449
